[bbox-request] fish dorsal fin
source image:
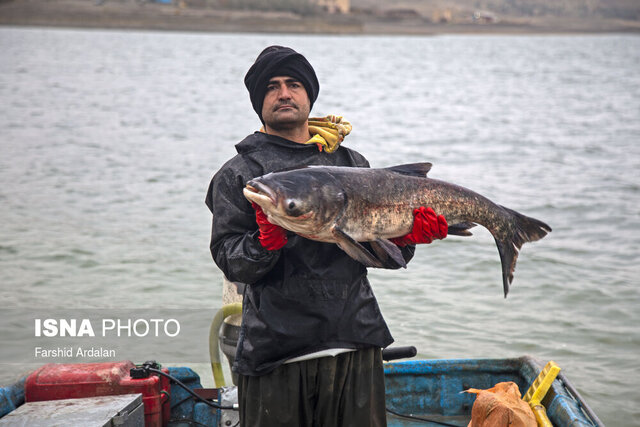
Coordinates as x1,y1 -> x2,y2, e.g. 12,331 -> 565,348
385,163 -> 432,177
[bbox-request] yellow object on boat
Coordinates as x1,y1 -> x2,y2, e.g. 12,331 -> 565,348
530,402 -> 553,427
524,360 -> 561,427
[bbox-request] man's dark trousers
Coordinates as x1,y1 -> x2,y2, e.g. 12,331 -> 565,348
238,347 -> 387,427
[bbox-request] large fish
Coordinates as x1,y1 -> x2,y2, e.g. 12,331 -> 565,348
243,163 -> 551,297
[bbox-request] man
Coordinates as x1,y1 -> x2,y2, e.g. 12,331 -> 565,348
205,45 -> 447,427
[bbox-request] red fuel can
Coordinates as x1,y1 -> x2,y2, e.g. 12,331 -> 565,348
25,361 -> 170,427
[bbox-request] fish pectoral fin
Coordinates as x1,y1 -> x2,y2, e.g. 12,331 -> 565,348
370,239 -> 407,269
448,222 -> 477,237
331,226 -> 385,268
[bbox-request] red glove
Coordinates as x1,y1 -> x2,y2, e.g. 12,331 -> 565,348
251,202 -> 288,251
391,207 -> 448,246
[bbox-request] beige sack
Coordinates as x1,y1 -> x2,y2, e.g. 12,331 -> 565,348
466,381 -> 537,427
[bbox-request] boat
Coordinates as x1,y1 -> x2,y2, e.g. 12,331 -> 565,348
0,304 -> 603,426
0,355 -> 603,426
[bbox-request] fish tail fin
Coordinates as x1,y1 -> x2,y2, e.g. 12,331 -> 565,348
496,207 -> 552,298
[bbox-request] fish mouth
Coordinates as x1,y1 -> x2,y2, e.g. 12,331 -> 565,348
243,180 -> 316,225
243,180 -> 277,208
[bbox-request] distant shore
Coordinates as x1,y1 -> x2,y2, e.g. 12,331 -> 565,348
1,0 -> 639,35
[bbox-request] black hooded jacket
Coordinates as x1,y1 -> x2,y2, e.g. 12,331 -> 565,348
205,132 -> 415,376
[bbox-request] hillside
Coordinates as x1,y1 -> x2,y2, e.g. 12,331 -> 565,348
352,0 -> 640,21
1,0 -> 639,34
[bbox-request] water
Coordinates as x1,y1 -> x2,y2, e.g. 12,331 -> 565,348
1,27 -> 639,425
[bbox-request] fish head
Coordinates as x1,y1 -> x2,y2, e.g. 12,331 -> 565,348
243,168 -> 346,238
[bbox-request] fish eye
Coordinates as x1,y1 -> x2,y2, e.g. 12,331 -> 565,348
284,199 -> 303,216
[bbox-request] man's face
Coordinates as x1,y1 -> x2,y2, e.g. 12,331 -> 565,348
261,76 -> 311,131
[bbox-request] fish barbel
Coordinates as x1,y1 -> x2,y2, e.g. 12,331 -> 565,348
243,163 -> 551,297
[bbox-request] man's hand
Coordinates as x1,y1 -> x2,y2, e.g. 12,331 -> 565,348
391,207 -> 448,246
252,202 -> 288,250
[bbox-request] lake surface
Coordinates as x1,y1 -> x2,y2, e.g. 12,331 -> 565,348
1,27 -> 639,425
